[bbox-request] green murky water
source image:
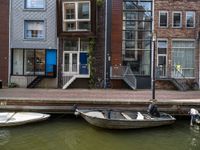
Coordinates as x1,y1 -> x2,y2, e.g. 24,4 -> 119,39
0,115 -> 199,150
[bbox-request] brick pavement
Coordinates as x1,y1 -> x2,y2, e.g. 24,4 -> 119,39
0,88 -> 200,101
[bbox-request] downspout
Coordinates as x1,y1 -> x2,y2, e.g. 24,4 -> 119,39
151,0 -> 155,92
8,0 -> 12,86
199,36 -> 200,89
104,0 -> 108,88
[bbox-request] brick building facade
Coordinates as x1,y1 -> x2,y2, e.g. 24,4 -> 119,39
0,0 -> 199,90
155,0 -> 200,90
0,0 -> 9,86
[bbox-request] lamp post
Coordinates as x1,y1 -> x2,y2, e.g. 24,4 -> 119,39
152,32 -> 156,100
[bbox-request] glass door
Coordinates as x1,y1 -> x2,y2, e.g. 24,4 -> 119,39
64,52 -> 78,74
35,50 -> 45,75
157,40 -> 167,77
158,55 -> 167,77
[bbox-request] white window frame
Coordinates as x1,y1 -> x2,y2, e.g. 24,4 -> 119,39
24,20 -> 45,40
171,39 -> 195,78
186,11 -> 195,28
159,11 -> 168,28
62,1 -> 91,32
24,0 -> 45,9
63,38 -> 90,75
63,51 -> 79,74
157,39 -> 168,77
172,11 -> 182,28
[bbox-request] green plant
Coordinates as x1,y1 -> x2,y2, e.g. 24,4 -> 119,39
96,0 -> 104,7
8,82 -> 18,88
88,38 -> 96,88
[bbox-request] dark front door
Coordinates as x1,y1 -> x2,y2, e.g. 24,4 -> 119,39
80,52 -> 88,75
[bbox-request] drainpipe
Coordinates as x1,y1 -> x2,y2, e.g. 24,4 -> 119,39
199,37 -> 200,89
8,0 -> 12,86
151,0 -> 156,99
104,0 -> 108,88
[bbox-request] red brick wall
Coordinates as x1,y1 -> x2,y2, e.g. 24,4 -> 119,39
111,0 -> 123,66
110,0 -> 124,88
155,0 -> 200,80
0,0 -> 9,86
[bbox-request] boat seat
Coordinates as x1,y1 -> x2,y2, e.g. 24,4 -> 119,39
136,112 -> 144,120
85,111 -> 105,119
143,114 -> 152,119
121,112 -> 132,120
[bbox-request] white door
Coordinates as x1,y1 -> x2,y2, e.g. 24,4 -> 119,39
63,52 -> 78,74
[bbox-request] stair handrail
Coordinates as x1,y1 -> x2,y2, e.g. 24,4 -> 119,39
172,66 -> 198,89
123,66 -> 137,89
110,65 -> 137,89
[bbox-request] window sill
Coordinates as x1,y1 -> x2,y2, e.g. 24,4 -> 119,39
23,8 -> 46,12
159,26 -> 168,28
172,27 -> 182,29
186,27 -> 195,29
23,38 -> 46,42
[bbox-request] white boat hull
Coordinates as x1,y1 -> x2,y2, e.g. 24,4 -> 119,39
0,112 -> 50,127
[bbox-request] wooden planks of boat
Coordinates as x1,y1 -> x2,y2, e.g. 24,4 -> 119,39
75,109 -> 176,129
0,112 -> 50,127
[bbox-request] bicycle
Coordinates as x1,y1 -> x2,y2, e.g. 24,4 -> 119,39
95,77 -> 112,89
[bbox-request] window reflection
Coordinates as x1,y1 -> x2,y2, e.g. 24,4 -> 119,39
24,50 -> 34,75
122,0 -> 152,75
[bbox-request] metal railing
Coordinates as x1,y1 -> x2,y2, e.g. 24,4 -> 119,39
156,65 -> 199,90
123,66 -> 137,90
110,65 -> 137,89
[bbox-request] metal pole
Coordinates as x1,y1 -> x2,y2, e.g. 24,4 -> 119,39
104,0 -> 108,88
152,38 -> 156,100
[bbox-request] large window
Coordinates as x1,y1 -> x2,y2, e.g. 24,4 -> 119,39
63,38 -> 89,75
172,12 -> 182,28
172,40 -> 195,78
25,0 -> 45,9
24,20 -> 45,39
12,49 -> 46,76
186,11 -> 195,28
122,0 -> 152,75
63,1 -> 91,31
159,11 -> 168,27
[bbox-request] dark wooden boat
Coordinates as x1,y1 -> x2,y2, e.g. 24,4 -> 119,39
76,109 -> 176,129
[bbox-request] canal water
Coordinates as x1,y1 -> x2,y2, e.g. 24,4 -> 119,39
0,115 -> 199,150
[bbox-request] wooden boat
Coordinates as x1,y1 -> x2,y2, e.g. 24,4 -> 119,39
0,112 -> 50,127
75,109 -> 176,129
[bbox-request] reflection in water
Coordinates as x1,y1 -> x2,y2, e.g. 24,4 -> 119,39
189,125 -> 200,150
0,130 -> 10,146
0,118 -> 200,150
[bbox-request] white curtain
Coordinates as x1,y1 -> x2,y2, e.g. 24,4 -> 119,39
172,41 -> 195,77
26,21 -> 44,30
26,0 -> 44,8
13,49 -> 23,75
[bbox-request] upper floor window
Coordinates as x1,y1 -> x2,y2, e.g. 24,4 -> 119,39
24,20 -> 45,40
186,11 -> 195,28
63,1 -> 91,32
25,0 -> 45,9
172,12 -> 182,28
159,11 -> 168,27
